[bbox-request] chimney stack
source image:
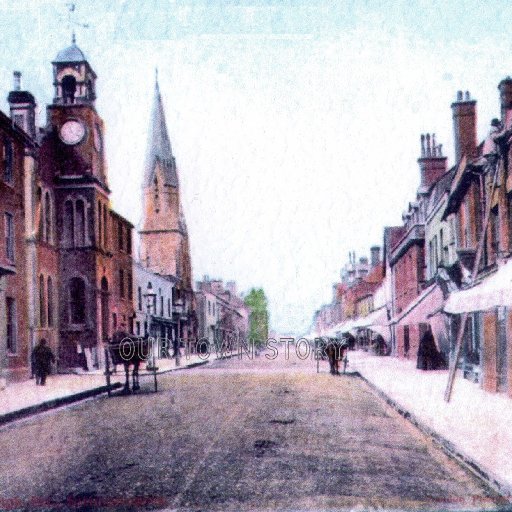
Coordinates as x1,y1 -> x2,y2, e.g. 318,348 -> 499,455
451,90 -> 477,162
7,71 -> 36,139
417,133 -> 447,190
370,246 -> 381,267
499,77 -> 512,128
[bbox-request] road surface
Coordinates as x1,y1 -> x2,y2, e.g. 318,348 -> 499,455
0,349 -> 507,511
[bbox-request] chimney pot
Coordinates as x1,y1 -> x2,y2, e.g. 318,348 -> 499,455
457,90 -> 463,101
465,90 -> 470,101
13,71 -> 21,91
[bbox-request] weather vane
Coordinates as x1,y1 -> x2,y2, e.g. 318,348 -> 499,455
65,2 -> 90,44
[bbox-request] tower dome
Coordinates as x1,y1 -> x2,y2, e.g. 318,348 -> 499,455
54,43 -> 87,64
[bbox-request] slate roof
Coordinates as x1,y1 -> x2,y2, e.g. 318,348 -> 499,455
143,79 -> 178,188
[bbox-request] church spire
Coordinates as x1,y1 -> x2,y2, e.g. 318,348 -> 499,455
144,73 -> 178,188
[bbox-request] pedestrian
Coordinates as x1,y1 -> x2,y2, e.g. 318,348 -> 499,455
417,327 -> 440,371
32,339 -> 55,386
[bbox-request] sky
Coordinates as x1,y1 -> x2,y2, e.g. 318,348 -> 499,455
1,0 -> 512,334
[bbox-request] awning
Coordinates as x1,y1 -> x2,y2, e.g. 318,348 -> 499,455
391,283 -> 443,325
444,259 -> 512,314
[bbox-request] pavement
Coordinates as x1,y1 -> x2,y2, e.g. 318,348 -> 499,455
348,349 -> 512,498
0,351 -> 227,425
0,350 -> 506,512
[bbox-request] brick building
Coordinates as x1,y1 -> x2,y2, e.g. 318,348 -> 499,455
0,39 -> 138,382
0,108 -> 36,384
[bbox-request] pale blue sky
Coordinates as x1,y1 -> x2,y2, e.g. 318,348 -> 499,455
1,1 -> 512,334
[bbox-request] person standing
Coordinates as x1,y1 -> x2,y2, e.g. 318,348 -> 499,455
31,339 -> 55,386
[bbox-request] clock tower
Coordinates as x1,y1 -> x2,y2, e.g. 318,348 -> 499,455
38,38 -> 121,368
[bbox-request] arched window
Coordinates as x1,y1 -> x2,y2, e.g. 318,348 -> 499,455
69,277 -> 86,324
64,200 -> 74,247
47,276 -> 54,327
39,274 -> 46,327
62,75 -> 77,104
44,191 -> 52,243
76,199 -> 85,246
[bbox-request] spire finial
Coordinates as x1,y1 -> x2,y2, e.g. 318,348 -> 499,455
65,2 -> 89,45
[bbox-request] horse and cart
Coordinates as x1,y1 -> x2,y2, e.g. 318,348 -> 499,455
315,336 -> 349,375
104,335 -> 162,395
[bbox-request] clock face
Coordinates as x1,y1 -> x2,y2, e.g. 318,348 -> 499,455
60,120 -> 85,145
93,124 -> 102,152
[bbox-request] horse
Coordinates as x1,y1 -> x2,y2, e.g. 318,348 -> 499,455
324,337 -> 347,375
108,334 -> 152,393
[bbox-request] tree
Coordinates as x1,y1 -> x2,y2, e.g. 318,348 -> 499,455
244,288 -> 269,347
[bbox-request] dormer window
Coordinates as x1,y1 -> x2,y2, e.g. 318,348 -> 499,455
62,75 -> 77,104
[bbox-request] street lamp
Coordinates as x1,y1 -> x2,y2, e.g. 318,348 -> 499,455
143,282 -> 157,370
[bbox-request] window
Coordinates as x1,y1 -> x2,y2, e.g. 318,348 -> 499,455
136,321 -> 141,336
129,317 -> 134,335
213,302 -> 216,315
39,274 -> 46,327
103,207 -> 108,248
4,212 -> 14,261
160,295 -> 164,317
208,301 -> 211,315
127,272 -> 133,301
64,201 -> 74,247
47,276 -> 54,327
126,229 -> 132,255
433,235 -> 438,271
118,220 -> 123,251
3,137 -> 13,184
44,192 -> 52,244
6,297 -> 16,353
76,199 -> 86,246
98,201 -> 102,248
439,229 -> 444,265
138,286 -> 142,311
119,269 -> 125,298
69,277 -> 86,324
168,298 -> 171,317
112,312 -> 117,331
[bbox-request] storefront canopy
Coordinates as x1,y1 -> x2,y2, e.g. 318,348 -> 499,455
444,259 -> 512,314
390,283 -> 442,326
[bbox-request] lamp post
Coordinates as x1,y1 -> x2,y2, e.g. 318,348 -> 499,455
143,282 -> 157,370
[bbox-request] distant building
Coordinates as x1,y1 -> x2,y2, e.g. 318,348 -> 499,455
195,278 -> 249,351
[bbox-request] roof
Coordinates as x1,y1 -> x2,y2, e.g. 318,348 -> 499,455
7,90 -> 36,106
53,43 -> 88,63
144,78 -> 178,188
